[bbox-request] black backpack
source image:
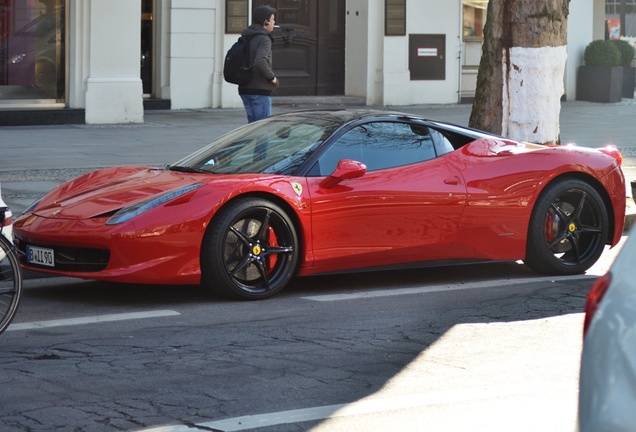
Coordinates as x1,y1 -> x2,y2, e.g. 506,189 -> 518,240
223,36 -> 254,85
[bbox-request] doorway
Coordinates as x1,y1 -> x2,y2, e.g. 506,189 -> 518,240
254,0 -> 345,96
141,0 -> 153,96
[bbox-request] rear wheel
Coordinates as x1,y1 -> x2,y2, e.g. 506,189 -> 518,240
201,198 -> 299,300
525,179 -> 608,275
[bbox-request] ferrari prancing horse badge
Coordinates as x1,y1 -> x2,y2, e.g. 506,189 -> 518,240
291,182 -> 303,196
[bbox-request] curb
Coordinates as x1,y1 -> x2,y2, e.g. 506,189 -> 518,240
625,213 -> 635,233
625,203 -> 636,233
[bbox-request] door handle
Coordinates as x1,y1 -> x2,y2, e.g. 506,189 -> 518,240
444,176 -> 460,185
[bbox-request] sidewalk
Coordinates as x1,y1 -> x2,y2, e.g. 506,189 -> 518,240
1,98 -> 634,230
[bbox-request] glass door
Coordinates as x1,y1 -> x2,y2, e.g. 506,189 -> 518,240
0,0 -> 65,102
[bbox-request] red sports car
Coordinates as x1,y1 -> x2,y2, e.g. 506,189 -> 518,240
13,110 -> 626,300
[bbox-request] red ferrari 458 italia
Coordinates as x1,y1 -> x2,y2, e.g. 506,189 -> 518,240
14,110 -> 626,300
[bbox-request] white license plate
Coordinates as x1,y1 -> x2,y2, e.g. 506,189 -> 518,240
26,245 -> 55,267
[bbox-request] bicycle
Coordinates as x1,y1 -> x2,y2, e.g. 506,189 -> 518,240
0,206 -> 23,334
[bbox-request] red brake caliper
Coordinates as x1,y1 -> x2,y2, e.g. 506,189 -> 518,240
267,226 -> 279,272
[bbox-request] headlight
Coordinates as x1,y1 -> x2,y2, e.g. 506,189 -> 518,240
106,183 -> 204,225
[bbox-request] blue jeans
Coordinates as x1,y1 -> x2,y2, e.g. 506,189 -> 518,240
240,94 -> 272,123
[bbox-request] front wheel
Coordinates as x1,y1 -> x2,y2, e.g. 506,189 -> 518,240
525,179 -> 609,275
0,236 -> 22,334
201,198 -> 299,300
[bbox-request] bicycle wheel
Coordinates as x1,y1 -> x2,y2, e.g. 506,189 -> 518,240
0,236 -> 22,334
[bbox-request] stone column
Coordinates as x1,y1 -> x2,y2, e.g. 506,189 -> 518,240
85,0 -> 143,124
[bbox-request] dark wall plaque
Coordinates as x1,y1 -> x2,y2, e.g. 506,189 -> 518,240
409,34 -> 446,80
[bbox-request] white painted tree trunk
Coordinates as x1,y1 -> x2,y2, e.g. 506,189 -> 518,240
469,0 -> 570,145
502,46 -> 567,143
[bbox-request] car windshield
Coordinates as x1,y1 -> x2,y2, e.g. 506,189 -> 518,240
171,114 -> 342,175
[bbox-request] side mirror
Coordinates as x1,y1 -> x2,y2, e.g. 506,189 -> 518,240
319,159 -> 367,189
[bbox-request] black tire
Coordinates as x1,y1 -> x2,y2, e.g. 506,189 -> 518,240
525,179 -> 609,275
201,198 -> 299,300
0,236 -> 22,334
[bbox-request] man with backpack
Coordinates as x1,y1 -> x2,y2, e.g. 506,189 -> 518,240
238,5 -> 278,123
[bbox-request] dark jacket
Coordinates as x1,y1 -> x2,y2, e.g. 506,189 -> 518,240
239,24 -> 278,96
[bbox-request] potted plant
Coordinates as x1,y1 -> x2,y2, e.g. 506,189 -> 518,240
610,39 -> 635,98
577,40 -> 623,103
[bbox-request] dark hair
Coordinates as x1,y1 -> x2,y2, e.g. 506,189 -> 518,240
253,5 -> 276,25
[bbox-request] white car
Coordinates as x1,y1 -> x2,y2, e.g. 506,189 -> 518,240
579,225 -> 636,431
0,184 -> 13,242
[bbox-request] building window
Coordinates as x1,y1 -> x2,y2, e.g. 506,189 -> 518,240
606,0 -> 636,37
0,0 -> 65,103
606,0 -> 636,14
462,0 -> 488,40
226,0 -> 248,34
385,0 -> 406,36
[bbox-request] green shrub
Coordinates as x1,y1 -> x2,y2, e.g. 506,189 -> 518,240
609,39 -> 635,66
584,40 -> 621,67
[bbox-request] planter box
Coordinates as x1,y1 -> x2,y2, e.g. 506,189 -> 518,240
623,66 -> 635,98
577,66 -> 624,103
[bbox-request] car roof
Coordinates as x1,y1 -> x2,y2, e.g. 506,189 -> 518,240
275,109 -> 499,141
277,108 -> 421,123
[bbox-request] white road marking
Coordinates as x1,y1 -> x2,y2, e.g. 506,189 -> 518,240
139,382 -> 569,432
301,274 -> 595,302
7,310 -> 181,331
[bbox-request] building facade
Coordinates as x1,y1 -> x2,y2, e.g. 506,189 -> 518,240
0,0 -> 612,124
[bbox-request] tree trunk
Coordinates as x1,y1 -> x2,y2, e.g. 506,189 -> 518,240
469,0 -> 570,144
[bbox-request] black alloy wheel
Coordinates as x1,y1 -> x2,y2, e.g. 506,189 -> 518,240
525,179 -> 609,275
201,198 -> 299,300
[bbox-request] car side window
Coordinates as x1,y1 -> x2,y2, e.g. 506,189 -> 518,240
429,128 -> 456,156
315,121 -> 437,175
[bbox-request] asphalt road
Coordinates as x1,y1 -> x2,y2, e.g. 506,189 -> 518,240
0,241 -> 623,432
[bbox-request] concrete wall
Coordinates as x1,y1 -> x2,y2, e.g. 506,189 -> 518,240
169,0 -> 218,109
593,0 -> 606,40
566,1 -> 594,101
383,0 -> 461,105
344,0 -> 462,106
344,0 -> 370,100
84,0 -> 144,124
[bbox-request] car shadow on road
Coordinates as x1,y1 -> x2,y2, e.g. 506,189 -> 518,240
18,259 -> 594,319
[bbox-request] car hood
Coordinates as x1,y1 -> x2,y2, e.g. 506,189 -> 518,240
32,166 -> 206,219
